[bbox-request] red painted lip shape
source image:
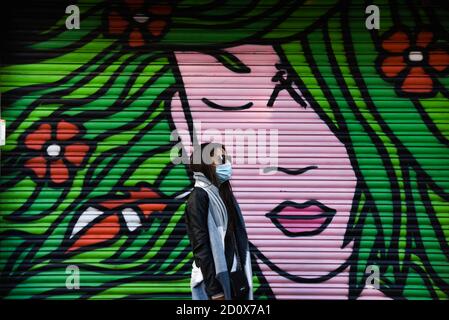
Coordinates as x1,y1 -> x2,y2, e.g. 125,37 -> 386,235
265,200 -> 336,237
67,186 -> 167,253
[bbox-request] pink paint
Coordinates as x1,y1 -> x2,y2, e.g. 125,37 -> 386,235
274,217 -> 328,233
173,44 -> 360,299
268,204 -> 332,234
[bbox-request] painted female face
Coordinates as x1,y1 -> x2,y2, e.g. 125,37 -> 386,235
172,44 -> 357,282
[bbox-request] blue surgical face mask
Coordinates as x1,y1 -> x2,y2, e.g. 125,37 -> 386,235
215,162 -> 232,184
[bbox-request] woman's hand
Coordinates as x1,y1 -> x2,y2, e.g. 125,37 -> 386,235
211,292 -> 225,300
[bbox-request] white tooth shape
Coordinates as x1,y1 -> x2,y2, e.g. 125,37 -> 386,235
122,207 -> 141,232
133,14 -> 149,23
71,206 -> 103,238
175,189 -> 193,199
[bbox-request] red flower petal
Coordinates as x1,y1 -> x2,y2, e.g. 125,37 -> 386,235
125,0 -> 144,11
56,120 -> 79,141
148,4 -> 172,15
382,31 -> 410,53
428,50 -> 449,72
50,159 -> 69,184
25,156 -> 47,178
148,20 -> 167,37
108,10 -> 129,35
401,67 -> 433,93
416,31 -> 433,48
129,27 -> 144,47
25,123 -> 51,150
381,55 -> 406,77
64,143 -> 89,166
68,214 -> 121,252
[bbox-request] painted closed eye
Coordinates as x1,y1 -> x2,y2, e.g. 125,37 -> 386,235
201,97 -> 254,110
201,49 -> 254,111
263,165 -> 317,175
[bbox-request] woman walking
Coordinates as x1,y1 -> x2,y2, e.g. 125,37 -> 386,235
184,142 -> 253,300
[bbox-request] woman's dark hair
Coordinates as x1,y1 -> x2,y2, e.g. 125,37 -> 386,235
189,142 -> 238,232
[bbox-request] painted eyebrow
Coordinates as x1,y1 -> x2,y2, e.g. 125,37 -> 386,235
268,62 -> 308,109
262,166 -> 318,175
201,49 -> 254,110
202,98 -> 253,110
208,49 -> 252,74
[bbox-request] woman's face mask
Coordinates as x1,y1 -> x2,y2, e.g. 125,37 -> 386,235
215,161 -> 232,184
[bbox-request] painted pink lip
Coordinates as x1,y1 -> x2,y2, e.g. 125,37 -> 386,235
265,200 -> 336,237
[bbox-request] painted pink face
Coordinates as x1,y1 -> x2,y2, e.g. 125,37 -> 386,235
172,45 -> 357,281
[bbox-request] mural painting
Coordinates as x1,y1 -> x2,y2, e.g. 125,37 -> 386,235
1,0 -> 448,300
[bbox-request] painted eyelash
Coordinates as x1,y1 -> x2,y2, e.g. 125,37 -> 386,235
267,62 -> 308,109
202,98 -> 254,110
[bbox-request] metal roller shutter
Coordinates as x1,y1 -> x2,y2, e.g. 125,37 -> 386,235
1,0 -> 448,300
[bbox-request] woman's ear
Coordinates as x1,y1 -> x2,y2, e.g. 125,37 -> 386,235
170,91 -> 195,159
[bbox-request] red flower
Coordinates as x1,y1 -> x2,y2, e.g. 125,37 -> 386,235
107,0 -> 173,48
67,186 -> 168,252
24,120 -> 90,185
378,27 -> 449,96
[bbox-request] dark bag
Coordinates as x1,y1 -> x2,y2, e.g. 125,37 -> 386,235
229,232 -> 249,300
